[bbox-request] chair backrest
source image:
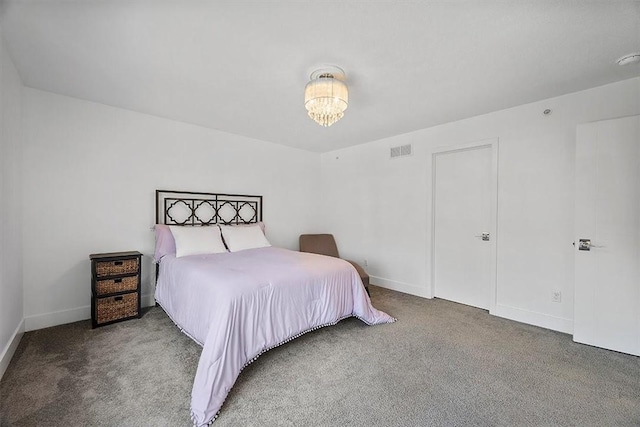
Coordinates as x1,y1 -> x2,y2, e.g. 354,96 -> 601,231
299,234 -> 339,258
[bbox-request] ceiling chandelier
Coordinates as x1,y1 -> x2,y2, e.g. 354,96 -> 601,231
304,66 -> 348,127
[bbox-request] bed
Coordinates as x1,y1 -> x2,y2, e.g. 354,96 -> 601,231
153,190 -> 396,426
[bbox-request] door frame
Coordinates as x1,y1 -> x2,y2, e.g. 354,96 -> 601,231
428,138 -> 499,313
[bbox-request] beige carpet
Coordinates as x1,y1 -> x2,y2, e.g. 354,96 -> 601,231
1,286 -> 639,427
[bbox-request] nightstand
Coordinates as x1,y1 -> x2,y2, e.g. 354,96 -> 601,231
90,251 -> 142,328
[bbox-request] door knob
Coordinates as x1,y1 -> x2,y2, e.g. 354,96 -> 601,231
578,239 -> 605,251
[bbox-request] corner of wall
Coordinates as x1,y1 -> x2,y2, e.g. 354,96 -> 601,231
0,27 -> 26,378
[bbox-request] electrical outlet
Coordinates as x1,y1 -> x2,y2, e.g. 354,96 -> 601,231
364,259 -> 368,267
552,291 -> 562,303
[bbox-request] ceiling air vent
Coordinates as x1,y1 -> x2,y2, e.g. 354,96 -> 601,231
390,144 -> 412,159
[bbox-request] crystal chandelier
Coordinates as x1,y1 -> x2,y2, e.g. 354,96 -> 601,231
304,67 -> 348,127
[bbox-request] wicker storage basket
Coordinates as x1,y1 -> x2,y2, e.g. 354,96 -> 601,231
95,276 -> 138,296
95,258 -> 139,278
95,292 -> 138,324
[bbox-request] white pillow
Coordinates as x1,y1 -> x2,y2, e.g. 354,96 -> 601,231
219,224 -> 271,252
169,225 -> 228,258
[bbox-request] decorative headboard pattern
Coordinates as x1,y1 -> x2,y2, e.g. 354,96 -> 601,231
155,190 -> 263,226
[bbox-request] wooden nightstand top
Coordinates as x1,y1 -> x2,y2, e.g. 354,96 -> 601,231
89,251 -> 142,260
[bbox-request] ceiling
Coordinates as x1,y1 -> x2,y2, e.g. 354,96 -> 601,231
1,1 -> 639,153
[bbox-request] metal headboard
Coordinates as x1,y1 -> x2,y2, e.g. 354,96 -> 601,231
155,189 -> 263,226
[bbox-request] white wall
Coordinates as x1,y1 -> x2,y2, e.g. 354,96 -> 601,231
22,88 -> 322,331
13,75 -> 640,337
320,77 -> 640,333
0,28 -> 24,379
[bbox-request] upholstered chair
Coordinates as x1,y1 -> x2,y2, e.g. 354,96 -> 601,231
299,234 -> 370,296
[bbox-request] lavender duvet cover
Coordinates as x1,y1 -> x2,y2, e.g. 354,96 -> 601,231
154,246 -> 395,426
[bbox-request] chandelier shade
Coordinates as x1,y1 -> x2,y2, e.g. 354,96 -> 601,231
304,67 -> 348,127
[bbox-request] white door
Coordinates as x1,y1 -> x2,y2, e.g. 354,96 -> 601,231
433,144 -> 494,310
574,115 -> 640,356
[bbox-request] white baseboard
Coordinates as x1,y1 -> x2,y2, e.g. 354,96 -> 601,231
370,275 -> 431,299
0,319 -> 24,380
491,303 -> 573,334
25,305 -> 90,332
24,294 -> 156,332
142,293 -> 156,307
371,276 -> 573,334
